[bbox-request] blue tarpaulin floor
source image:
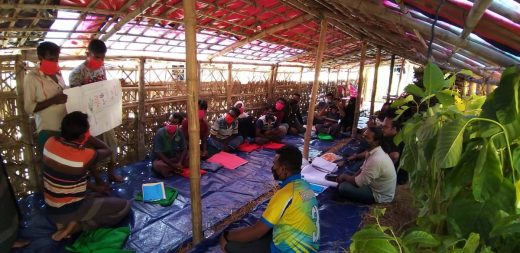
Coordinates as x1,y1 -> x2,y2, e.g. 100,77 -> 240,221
13,135 -> 367,253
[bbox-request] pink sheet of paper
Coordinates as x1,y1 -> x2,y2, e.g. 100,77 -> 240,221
207,152 -> 248,170
262,142 -> 286,150
181,168 -> 207,178
238,142 -> 261,152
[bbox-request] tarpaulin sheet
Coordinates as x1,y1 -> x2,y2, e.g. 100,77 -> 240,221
190,188 -> 367,253
12,135 -> 335,253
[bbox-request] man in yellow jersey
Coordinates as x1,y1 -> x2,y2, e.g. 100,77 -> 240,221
220,145 -> 320,253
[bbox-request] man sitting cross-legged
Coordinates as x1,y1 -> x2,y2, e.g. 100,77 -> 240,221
208,107 -> 244,152
335,126 -> 396,204
42,111 -> 130,241
152,113 -> 187,177
220,145 -> 320,253
254,113 -> 286,145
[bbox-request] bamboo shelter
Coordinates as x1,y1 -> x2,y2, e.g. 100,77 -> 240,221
1,0 -> 519,250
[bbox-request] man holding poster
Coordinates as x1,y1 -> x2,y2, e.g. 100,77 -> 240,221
69,39 -> 123,183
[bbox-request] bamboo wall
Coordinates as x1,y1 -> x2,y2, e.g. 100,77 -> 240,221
0,56 -> 338,197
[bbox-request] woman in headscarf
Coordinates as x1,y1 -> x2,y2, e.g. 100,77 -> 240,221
233,101 -> 256,141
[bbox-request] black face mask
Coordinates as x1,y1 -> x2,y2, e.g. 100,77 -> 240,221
271,166 -> 281,181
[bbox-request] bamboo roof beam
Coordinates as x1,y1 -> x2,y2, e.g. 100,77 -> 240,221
330,0 -> 518,67
474,0 -> 519,23
100,0 -> 156,41
208,14 -> 314,60
68,0 -> 103,42
0,3 -> 122,15
461,0 -> 493,40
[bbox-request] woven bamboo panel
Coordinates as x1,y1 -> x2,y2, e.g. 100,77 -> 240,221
0,57 -> 338,197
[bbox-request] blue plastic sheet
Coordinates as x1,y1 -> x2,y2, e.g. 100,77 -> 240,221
13,135 -> 350,253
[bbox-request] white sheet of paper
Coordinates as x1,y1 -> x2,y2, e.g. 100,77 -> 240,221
301,164 -> 338,188
63,79 -> 122,136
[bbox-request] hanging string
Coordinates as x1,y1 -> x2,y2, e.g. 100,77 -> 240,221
427,0 -> 446,61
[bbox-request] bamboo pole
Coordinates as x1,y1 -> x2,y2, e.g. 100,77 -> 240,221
298,66 -> 304,95
303,19 -> 328,160
137,57 -> 146,160
461,0 -> 493,40
268,64 -> 278,101
369,48 -> 381,115
396,58 -> 405,96
387,55 -> 395,102
226,63 -> 232,106
183,0 -> 203,244
351,42 -> 367,137
15,55 -> 39,190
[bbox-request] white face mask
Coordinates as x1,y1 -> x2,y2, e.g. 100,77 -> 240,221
325,99 -> 332,103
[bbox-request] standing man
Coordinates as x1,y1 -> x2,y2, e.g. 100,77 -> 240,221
220,145 -> 320,252
69,39 -> 122,182
336,127 -> 396,204
23,41 -> 68,154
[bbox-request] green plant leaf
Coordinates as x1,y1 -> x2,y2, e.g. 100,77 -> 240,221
350,239 -> 398,253
463,233 -> 480,253
458,69 -> 473,77
424,62 -> 446,95
404,84 -> 426,98
436,90 -> 456,106
490,212 -> 520,237
492,66 -> 520,124
351,228 -> 394,241
420,94 -> 436,104
435,117 -> 469,168
392,95 -> 415,108
403,230 -> 440,247
444,140 -> 481,201
472,141 -> 503,202
465,95 -> 486,111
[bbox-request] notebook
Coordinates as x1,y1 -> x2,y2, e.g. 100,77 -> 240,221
142,182 -> 166,202
207,151 -> 248,170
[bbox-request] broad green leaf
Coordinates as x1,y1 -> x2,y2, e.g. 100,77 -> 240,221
402,230 -> 440,247
458,69 -> 473,77
490,212 -> 520,237
472,141 -> 503,202
492,66 -> 520,124
444,140 -> 481,200
350,239 -> 398,253
424,62 -> 446,95
351,228 -> 394,241
463,233 -> 480,253
392,95 -> 415,108
455,96 -> 466,112
447,181 -> 515,241
465,95 -> 486,111
372,208 -> 386,218
420,94 -> 436,104
516,180 -> 520,210
445,74 -> 457,88
480,92 -> 497,121
435,117 -> 469,168
436,90 -> 455,106
416,115 -> 439,142
404,84 -> 425,98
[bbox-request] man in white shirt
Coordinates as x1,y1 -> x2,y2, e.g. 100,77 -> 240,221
336,126 -> 396,204
23,41 -> 68,154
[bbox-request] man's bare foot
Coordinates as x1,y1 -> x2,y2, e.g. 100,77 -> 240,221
51,221 -> 79,241
11,240 -> 30,249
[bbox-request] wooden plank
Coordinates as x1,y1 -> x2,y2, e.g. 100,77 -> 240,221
369,47 -> 381,115
303,19 -> 328,160
183,0 -> 203,244
137,58 -> 146,160
351,42 -> 367,137
387,54 -> 395,102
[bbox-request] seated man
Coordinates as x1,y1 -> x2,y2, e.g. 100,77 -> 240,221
234,101 -> 256,141
315,104 -> 343,137
220,145 -> 319,252
286,93 -> 306,134
272,97 -> 290,136
42,112 -> 130,241
335,127 -> 396,204
152,114 -> 187,177
208,107 -> 244,152
381,116 -> 407,185
255,113 -> 286,145
182,99 -> 209,157
314,92 -> 335,124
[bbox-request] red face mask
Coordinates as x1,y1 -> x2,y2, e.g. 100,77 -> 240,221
79,130 -> 91,146
40,59 -> 60,75
87,57 -> 104,70
275,102 -> 285,111
198,110 -> 206,119
166,124 -> 178,135
225,114 -> 234,124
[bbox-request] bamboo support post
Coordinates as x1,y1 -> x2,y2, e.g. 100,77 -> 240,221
298,66 -> 304,94
226,63 -> 233,106
387,54 -> 395,102
369,47 -> 381,116
352,42 -> 367,137
469,82 -> 477,95
137,58 -> 146,160
395,58 -> 405,96
183,0 -> 203,244
15,55 -> 39,190
303,18 -> 328,160
268,64 -> 278,101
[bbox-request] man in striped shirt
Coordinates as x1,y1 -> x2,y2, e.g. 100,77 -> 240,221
43,111 -> 130,241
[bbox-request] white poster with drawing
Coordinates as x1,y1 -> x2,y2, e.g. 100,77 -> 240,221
64,79 -> 122,136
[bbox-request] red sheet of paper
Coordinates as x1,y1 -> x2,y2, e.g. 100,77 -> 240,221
207,151 -> 248,170
238,142 -> 261,152
262,142 -> 286,150
181,168 -> 207,178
